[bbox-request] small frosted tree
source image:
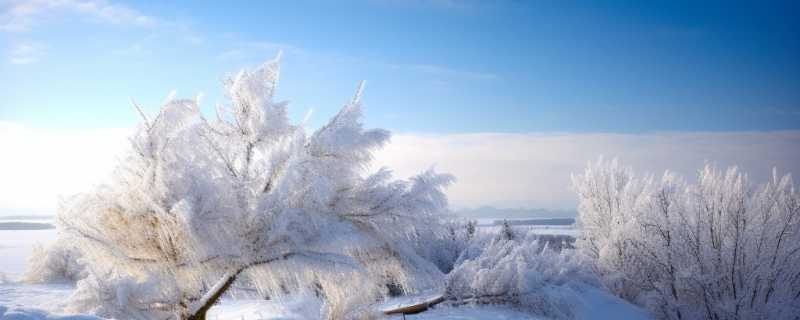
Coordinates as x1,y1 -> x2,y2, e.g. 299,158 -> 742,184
56,55 -> 453,320
570,158 -> 645,300
573,158 -> 800,319
466,220 -> 477,240
500,219 -> 515,240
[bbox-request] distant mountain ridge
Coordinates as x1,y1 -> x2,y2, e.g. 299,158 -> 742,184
453,206 -> 577,219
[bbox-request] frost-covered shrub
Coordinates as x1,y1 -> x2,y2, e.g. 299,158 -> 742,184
500,219 -> 515,240
65,269 -> 177,319
53,55 -> 453,320
573,158 -> 800,320
412,218 -> 474,274
445,230 -> 596,319
24,240 -> 85,283
570,158 -> 643,300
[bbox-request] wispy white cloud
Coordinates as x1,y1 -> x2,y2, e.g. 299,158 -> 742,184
0,0 -> 156,32
103,22 -> 206,58
8,41 -> 44,64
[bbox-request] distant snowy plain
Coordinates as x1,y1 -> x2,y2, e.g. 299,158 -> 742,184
0,218 -> 649,320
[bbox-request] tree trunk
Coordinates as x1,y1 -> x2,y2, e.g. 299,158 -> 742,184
185,270 -> 240,320
183,252 -> 297,320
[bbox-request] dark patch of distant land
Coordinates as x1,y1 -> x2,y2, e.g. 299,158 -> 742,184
0,222 -> 55,230
0,215 -> 54,220
494,218 -> 575,226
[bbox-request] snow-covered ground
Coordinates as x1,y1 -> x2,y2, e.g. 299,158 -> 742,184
0,221 -> 649,320
390,305 -> 542,319
389,287 -> 651,320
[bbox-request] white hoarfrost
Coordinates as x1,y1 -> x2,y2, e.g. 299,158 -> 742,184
444,230 -> 595,319
48,55 -> 453,320
23,242 -> 85,284
573,158 -> 800,320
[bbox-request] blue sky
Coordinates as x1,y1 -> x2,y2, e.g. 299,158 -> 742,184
2,0 -> 799,133
2,1 -> 800,214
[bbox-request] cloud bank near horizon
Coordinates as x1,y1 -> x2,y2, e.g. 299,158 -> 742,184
373,131 -> 800,210
1,121 -> 799,214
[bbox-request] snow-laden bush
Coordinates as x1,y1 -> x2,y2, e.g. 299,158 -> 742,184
63,269 -> 177,319
23,240 -> 85,284
445,230 -> 595,319
573,158 -> 800,320
571,158 -> 642,301
51,55 -> 453,320
412,218 -> 475,275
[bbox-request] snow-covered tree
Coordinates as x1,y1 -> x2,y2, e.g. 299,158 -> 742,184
500,219 -> 515,240
55,54 -> 453,320
415,218 -> 474,274
570,158 -> 645,300
445,230 -> 595,319
573,158 -> 800,319
466,220 -> 477,240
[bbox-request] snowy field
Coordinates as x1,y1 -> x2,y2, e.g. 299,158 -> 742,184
0,219 -> 649,320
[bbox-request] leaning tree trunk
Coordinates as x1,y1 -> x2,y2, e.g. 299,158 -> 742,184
183,252 -> 297,320
184,269 -> 241,320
